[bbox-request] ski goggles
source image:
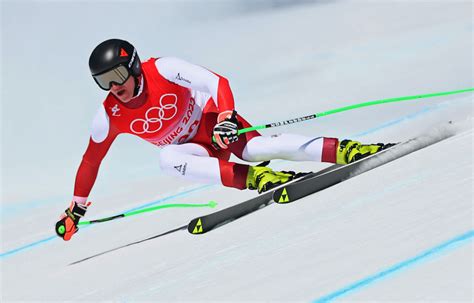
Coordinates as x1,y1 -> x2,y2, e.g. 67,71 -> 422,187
92,65 -> 131,91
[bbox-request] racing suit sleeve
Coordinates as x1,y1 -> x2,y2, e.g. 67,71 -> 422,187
155,57 -> 235,112
73,106 -> 119,203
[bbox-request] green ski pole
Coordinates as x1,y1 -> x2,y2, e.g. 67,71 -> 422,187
235,87 -> 474,136
78,201 -> 218,226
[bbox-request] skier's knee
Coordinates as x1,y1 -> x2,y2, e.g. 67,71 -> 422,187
158,145 -> 180,171
241,152 -> 266,162
241,136 -> 273,162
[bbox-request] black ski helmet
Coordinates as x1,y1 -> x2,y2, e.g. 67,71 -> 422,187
89,39 -> 141,91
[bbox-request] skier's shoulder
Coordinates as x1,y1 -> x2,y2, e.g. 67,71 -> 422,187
90,102 -> 110,143
90,94 -> 120,143
154,56 -> 197,74
141,56 -> 186,80
155,56 -> 190,65
143,56 -> 189,70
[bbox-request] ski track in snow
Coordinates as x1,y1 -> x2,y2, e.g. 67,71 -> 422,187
350,120 -> 461,178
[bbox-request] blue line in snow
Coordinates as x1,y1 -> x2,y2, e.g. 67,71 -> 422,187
352,107 -> 433,137
0,235 -> 58,259
312,230 -> 474,302
0,184 -> 215,259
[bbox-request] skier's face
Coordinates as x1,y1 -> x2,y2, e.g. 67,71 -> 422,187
110,76 -> 136,103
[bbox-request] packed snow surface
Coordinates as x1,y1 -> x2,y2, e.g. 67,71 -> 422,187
1,0 -> 473,301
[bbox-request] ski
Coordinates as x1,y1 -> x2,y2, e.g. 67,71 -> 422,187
187,191 -> 274,234
188,131 -> 452,234
272,136 -> 444,204
187,165 -> 341,235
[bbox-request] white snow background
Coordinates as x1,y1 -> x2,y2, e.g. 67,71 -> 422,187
1,0 -> 473,301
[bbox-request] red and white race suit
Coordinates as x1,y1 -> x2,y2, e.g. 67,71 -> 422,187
73,57 -> 337,203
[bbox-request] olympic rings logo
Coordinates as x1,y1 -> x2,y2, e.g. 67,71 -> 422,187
130,94 -> 178,135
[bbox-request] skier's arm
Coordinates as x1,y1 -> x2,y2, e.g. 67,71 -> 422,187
155,57 -> 235,113
56,106 -> 119,241
73,106 -> 119,203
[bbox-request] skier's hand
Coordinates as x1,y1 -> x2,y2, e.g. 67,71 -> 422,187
213,110 -> 239,149
55,201 -> 90,241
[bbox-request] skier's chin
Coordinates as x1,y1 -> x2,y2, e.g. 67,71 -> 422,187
114,89 -> 132,103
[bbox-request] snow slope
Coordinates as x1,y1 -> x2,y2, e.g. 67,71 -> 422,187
1,0 -> 473,301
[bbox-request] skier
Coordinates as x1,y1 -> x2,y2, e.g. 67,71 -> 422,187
56,39 -> 392,241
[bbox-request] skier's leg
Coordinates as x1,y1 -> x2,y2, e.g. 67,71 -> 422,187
224,116 -> 313,192
158,142 -> 249,189
159,140 -> 295,192
238,133 -> 394,165
239,134 -> 338,163
225,113 -> 338,163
